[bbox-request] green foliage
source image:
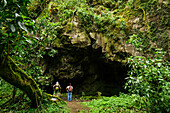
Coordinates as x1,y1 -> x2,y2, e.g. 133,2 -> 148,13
83,93 -> 146,112
0,78 -> 14,103
36,13 -> 61,47
0,0 -> 42,79
80,96 -> 95,101
0,0 -> 35,48
0,78 -> 68,112
0,78 -> 30,111
124,2 -> 170,112
125,34 -> 170,112
80,92 -> 96,101
37,101 -> 69,113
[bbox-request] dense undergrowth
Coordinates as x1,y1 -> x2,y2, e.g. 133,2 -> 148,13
82,93 -> 148,113
0,78 -> 69,113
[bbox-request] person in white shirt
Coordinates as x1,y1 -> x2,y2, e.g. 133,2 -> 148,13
53,81 -> 61,96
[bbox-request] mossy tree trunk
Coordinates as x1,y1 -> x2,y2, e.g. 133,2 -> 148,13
0,51 -> 42,107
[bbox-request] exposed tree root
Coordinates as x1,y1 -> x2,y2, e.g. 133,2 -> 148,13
43,92 -> 66,105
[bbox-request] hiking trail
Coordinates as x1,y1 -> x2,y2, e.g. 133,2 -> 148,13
67,101 -> 90,113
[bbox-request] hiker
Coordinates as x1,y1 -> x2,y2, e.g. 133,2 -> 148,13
53,81 -> 61,96
66,83 -> 73,101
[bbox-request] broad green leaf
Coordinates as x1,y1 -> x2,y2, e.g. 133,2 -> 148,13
14,46 -> 18,50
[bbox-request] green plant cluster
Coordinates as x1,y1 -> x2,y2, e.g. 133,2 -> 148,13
129,0 -> 169,54
0,78 -> 68,112
0,78 -> 15,104
0,78 -> 30,112
83,93 -> 146,112
125,48 -> 170,112
125,32 -> 170,112
123,1 -> 169,111
36,11 -> 62,47
0,0 -> 35,53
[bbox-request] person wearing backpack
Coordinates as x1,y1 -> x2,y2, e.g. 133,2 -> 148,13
53,81 -> 61,96
66,83 -> 73,101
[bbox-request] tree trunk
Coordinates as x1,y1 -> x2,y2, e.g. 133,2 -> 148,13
0,51 -> 42,107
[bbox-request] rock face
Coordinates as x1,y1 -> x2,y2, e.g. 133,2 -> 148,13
41,12 -> 131,95
43,45 -> 128,96
41,2 -> 133,96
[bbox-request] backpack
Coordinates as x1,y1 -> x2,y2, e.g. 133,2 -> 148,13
68,86 -> 72,92
55,85 -> 59,90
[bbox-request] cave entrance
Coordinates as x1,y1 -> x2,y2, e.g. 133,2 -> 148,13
43,46 -> 128,96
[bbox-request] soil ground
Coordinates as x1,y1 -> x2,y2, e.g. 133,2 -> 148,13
60,94 -> 91,113
67,101 -> 90,113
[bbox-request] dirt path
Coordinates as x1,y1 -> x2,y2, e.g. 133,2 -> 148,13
67,101 -> 90,113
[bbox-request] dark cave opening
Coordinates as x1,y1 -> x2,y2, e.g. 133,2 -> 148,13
43,46 -> 129,96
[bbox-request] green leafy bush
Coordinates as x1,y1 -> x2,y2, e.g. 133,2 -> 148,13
125,35 -> 170,112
